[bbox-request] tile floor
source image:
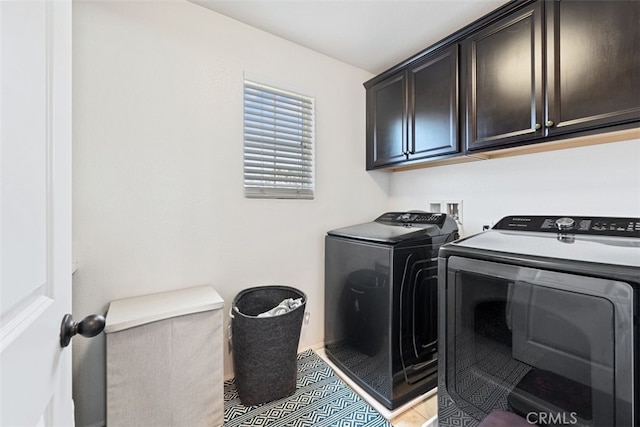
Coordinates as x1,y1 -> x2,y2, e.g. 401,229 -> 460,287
315,347 -> 438,427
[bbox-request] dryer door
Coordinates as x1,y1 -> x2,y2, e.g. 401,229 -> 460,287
441,256 -> 635,427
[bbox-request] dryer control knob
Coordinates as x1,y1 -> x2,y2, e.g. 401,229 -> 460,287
555,217 -> 575,231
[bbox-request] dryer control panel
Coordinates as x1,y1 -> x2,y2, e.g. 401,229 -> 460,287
494,215 -> 640,238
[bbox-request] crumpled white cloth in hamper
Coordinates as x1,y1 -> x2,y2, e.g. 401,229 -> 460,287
257,298 -> 303,317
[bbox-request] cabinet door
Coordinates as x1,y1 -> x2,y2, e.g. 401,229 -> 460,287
366,72 -> 407,169
409,44 -> 459,160
546,1 -> 640,135
464,2 -> 543,151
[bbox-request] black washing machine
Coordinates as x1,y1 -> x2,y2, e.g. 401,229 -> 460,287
324,211 -> 459,409
437,215 -> 640,427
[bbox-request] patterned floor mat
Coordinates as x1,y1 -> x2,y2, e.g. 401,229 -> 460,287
224,349 -> 391,427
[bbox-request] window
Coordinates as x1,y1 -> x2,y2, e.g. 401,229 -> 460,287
243,80 -> 315,199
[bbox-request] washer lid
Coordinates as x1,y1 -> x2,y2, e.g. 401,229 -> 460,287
328,212 -> 456,244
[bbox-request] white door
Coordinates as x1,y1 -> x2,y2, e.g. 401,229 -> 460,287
1,0 -> 74,426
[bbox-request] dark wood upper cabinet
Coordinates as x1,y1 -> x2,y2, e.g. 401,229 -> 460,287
366,45 -> 459,170
465,0 -> 640,151
365,0 -> 640,169
546,0 -> 640,135
410,45 -> 459,161
366,72 -> 407,169
463,2 -> 543,150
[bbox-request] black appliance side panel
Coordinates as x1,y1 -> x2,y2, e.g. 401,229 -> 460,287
324,236 -> 394,405
391,246 -> 439,401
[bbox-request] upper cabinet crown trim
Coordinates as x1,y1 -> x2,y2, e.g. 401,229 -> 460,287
364,0 -> 532,89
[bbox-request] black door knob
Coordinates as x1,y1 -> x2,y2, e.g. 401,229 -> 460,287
60,313 -> 105,348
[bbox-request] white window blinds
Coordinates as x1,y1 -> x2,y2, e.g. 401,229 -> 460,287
243,80 -> 315,199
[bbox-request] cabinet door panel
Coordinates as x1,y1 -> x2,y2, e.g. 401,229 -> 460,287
464,3 -> 543,150
546,0 -> 640,134
410,44 -> 459,159
367,73 -> 407,169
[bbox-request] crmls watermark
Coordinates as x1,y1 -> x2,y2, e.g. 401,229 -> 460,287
526,412 -> 579,425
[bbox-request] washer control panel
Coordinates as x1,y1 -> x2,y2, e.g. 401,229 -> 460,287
376,212 -> 447,226
494,215 -> 640,237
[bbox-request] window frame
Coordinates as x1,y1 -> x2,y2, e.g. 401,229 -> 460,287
243,80 -> 315,200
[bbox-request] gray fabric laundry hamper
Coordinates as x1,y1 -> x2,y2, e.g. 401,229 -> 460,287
231,285 -> 306,406
105,285 -> 224,427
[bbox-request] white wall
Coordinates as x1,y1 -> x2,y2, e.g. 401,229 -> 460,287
388,139 -> 640,236
71,1 -> 388,426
